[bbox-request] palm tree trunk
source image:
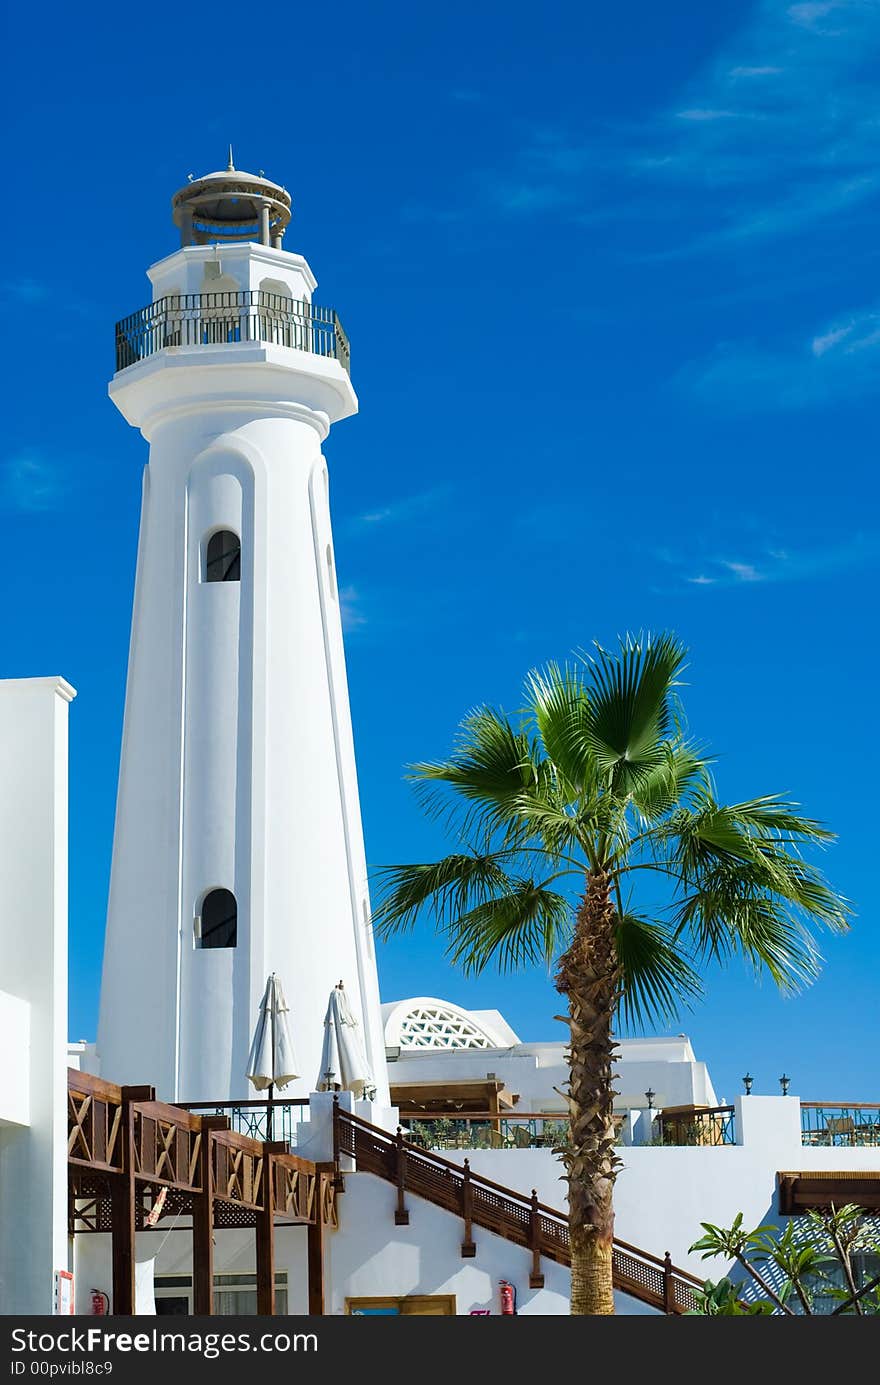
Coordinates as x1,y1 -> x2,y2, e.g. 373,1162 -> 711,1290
556,869 -> 621,1316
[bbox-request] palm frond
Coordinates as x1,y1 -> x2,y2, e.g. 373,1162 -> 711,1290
581,632 -> 689,797
614,912 -> 703,1030
721,796 -> 836,844
524,662 -> 596,797
408,706 -> 554,839
445,880 -> 572,975
674,879 -> 825,992
629,742 -> 711,825
371,852 -> 516,938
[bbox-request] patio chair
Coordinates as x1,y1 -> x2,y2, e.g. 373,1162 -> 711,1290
825,1116 -> 856,1145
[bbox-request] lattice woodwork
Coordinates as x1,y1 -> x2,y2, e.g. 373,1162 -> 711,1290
68,1091 -> 123,1172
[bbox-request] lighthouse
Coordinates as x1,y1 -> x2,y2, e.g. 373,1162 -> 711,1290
96,154 -> 389,1107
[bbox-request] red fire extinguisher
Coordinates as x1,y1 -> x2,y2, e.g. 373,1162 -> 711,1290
499,1280 -> 516,1315
90,1289 -> 109,1315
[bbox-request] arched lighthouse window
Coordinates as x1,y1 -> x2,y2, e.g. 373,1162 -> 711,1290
205,529 -> 241,582
198,889 -> 237,948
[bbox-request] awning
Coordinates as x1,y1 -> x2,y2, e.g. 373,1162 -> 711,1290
390,1079 -> 518,1115
778,1171 -> 880,1213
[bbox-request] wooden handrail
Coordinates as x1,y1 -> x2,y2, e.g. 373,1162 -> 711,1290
659,1104 -> 735,1117
68,1068 -> 125,1102
400,1111 -> 570,1122
178,1097 -> 311,1111
334,1105 -> 704,1312
801,1102 -> 880,1111
136,1100 -> 205,1133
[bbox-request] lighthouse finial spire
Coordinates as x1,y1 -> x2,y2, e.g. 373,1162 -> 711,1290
227,143 -> 235,171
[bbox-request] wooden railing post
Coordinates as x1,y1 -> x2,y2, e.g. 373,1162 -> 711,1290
331,1095 -> 345,1191
256,1151 -> 275,1316
110,1094 -> 137,1315
394,1127 -> 409,1226
308,1174 -> 326,1316
192,1120 -> 215,1315
529,1189 -> 544,1289
461,1160 -> 475,1258
663,1251 -> 675,1314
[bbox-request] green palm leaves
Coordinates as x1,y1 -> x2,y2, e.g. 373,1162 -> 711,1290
373,632 -> 849,1025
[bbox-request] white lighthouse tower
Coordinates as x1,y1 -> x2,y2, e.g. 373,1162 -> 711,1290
97,154 -> 389,1107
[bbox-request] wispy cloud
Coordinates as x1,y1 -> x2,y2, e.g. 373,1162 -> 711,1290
469,0 -> 880,254
667,532 -> 880,588
729,65 -> 784,76
681,300 -> 880,408
1,278 -> 51,304
675,108 -> 747,122
1,454 -> 66,512
344,488 -> 448,532
339,585 -> 368,633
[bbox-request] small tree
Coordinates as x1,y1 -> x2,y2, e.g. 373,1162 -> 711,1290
374,634 -> 849,1313
690,1206 -> 880,1314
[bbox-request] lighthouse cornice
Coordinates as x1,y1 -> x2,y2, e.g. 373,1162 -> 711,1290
135,394 -> 332,442
109,348 -> 356,439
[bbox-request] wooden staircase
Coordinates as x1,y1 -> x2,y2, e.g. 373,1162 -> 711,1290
333,1104 -> 703,1314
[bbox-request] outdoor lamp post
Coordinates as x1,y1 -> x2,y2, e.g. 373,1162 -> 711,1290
779,1073 -> 791,1096
742,1072 -> 754,1095
645,1088 -> 655,1110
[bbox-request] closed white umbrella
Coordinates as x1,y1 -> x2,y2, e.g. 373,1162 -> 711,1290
317,981 -> 375,1099
247,973 -> 300,1139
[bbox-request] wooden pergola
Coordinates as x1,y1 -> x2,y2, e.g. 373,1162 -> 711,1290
390,1078 -> 517,1118
778,1170 -> 880,1213
68,1069 -> 335,1315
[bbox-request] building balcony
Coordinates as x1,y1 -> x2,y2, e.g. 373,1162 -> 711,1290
800,1103 -> 880,1148
114,290 -> 350,375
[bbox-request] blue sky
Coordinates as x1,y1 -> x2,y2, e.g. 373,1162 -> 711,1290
3,0 -> 878,1103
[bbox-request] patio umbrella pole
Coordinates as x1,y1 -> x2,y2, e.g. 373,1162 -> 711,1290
268,1000 -> 275,1142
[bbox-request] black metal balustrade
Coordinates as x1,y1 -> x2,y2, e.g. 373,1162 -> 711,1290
115,291 -> 351,374
655,1105 -> 736,1147
801,1103 -> 880,1147
400,1113 -> 574,1152
178,1098 -> 311,1144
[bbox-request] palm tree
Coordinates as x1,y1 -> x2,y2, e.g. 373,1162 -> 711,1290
373,634 -> 849,1315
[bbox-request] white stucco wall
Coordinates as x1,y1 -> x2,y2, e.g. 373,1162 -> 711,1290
387,1034 -> 717,1113
71,1178 -> 655,1317
0,991 -> 30,1127
324,1172 -> 655,1315
444,1096 -> 880,1277
0,677 -> 75,1314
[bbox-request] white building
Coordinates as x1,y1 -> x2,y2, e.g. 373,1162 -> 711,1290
0,678 -> 76,1315
382,996 -> 718,1120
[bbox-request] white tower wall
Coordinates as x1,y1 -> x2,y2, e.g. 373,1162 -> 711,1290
97,228 -> 388,1107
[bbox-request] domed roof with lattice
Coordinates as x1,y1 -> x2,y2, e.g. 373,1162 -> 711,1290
382,997 -> 519,1050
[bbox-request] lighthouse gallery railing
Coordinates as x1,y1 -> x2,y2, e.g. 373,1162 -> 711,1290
115,290 -> 350,374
